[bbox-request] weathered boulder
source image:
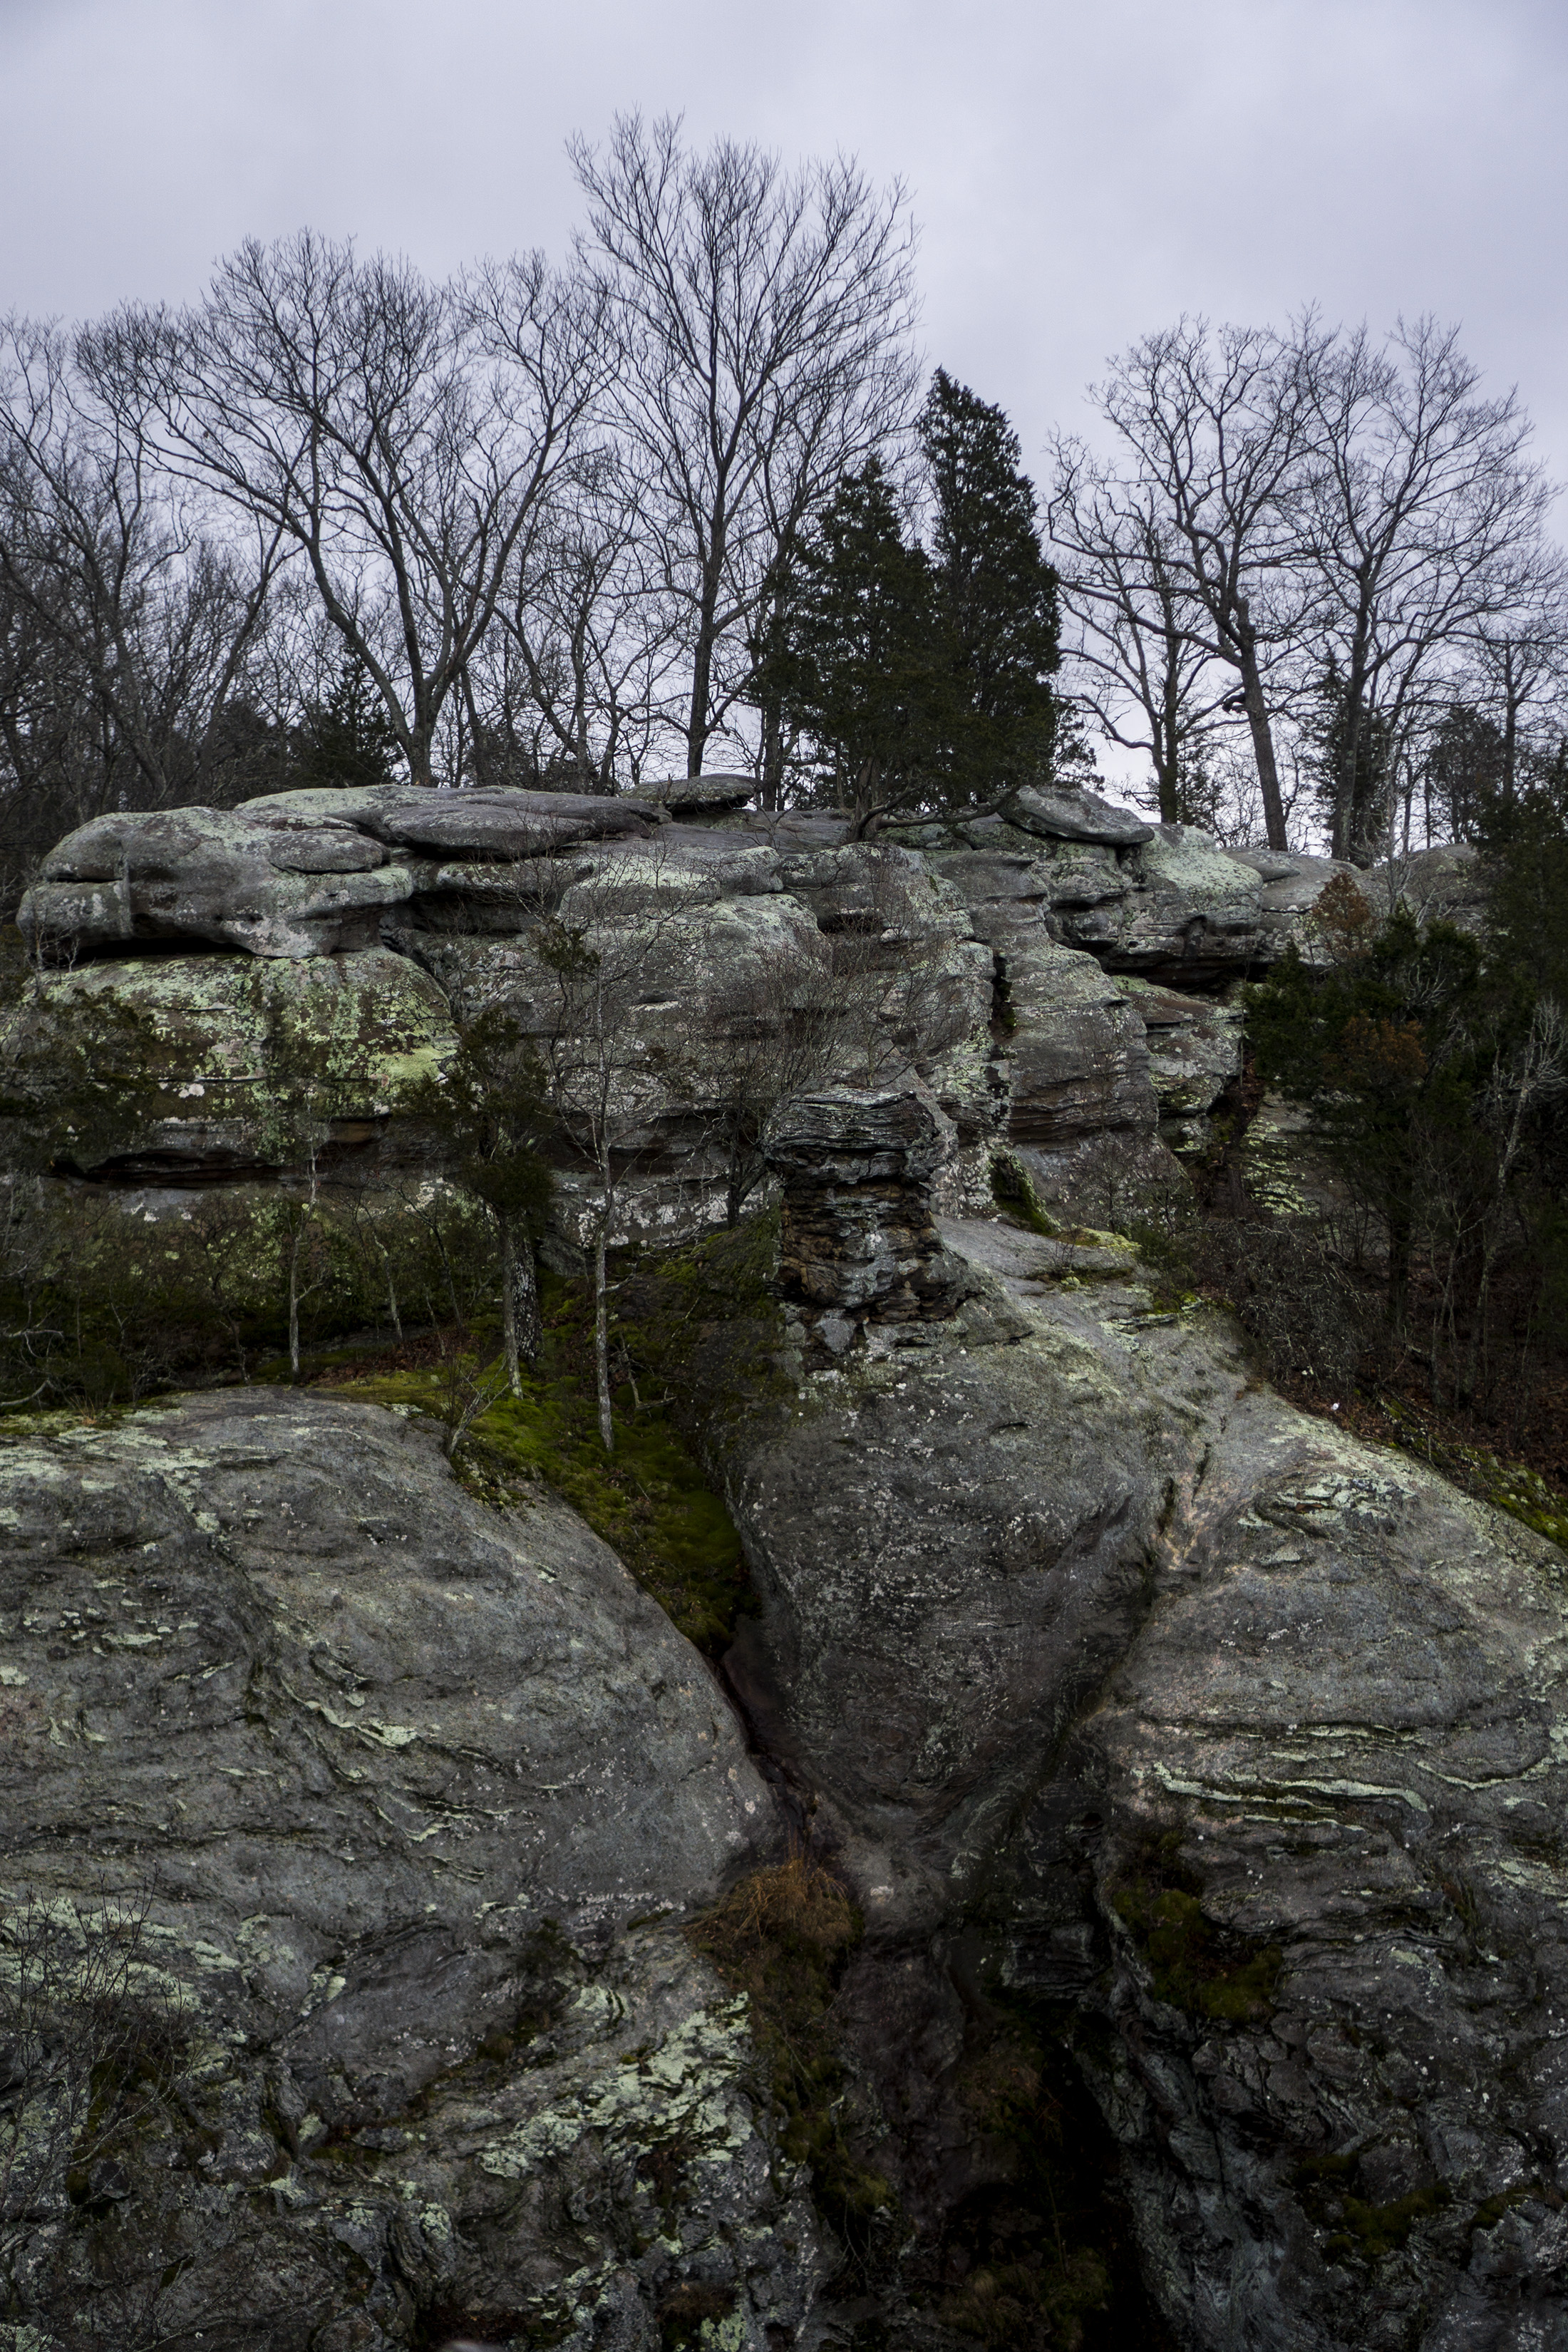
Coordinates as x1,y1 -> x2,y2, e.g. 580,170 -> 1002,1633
0,947 -> 454,1182
22,806 -> 419,959
1371,840 -> 1486,934
1006,781 -> 1157,847
19,789 -> 656,961
0,1388 -> 820,2348
355,784 -> 654,860
632,770 -> 758,815
699,1208 -> 1568,2349
1118,975 -> 1245,1154
931,847 -> 1179,1205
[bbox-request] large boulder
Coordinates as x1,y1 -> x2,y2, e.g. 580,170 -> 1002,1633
0,1388 -> 818,2349
696,1206 -> 1568,2348
19,789 -> 656,961
1006,782 -> 1157,847
932,847 -> 1175,1207
1117,975 -> 1245,1154
21,805 -> 418,959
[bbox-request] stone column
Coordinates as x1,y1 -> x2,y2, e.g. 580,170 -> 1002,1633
762,1083 -> 964,1356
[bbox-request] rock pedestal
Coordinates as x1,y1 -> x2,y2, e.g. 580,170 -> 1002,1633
763,1083 -> 966,1352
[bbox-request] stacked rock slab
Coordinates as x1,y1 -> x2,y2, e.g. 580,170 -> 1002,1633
6,778 -> 1348,1229
763,1082 -> 974,1356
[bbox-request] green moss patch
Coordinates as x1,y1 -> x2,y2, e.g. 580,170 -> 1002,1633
991,1152 -> 1062,1239
1370,1393 -> 1568,1553
321,1267 -> 755,1655
1112,1838 -> 1281,2024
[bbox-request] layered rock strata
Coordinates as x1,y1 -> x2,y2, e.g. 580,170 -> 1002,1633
8,780 -> 1346,1230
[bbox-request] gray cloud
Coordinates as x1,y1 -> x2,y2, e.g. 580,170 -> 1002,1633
3,0 -> 1564,495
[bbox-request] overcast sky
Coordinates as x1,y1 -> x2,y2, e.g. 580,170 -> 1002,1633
3,0 -> 1564,507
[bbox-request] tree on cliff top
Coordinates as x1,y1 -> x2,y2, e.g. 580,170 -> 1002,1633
296,648 -> 403,790
920,368 -> 1061,802
755,457 -> 940,819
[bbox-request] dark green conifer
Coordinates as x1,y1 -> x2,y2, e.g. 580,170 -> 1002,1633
919,368 -> 1061,800
759,457 -> 939,816
297,650 -> 403,789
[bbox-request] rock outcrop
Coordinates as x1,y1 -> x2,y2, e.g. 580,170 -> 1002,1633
8,781 -> 1329,1228
2,774 -> 1554,2352
696,1193 -> 1568,2351
0,1388 -> 824,2349
763,1082 -> 974,1354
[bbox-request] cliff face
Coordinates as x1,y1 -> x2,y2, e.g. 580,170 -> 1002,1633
6,777 -> 1321,1224
1,782 -> 1552,2351
708,1197 -> 1568,2351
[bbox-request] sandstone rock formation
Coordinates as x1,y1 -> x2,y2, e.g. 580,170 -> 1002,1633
7,780 -> 1324,1231
699,1182 -> 1568,2352
2,771 -> 1557,2350
0,1388 -> 822,2349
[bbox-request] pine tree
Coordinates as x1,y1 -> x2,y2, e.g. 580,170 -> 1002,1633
919,369 -> 1061,800
296,651 -> 403,790
759,458 -> 940,816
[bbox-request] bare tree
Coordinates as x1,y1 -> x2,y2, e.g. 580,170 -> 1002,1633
0,316 -> 284,899
1295,316 -> 1554,860
569,115 -> 918,779
485,443 -> 682,790
1048,439 -> 1235,822
1088,317 -> 1315,849
1464,550 -> 1568,802
529,845 -> 712,1450
87,235 -> 608,789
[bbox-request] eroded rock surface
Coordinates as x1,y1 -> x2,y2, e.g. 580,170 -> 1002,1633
0,1388 -> 827,2349
7,782 -> 1345,1232
695,1209 -> 1568,2351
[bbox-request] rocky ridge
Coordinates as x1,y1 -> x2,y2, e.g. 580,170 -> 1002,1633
3,778 -> 1549,2352
5,776 -> 1351,1226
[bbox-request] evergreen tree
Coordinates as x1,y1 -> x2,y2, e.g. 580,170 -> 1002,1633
919,369 -> 1061,800
758,458 -> 940,816
296,651 -> 403,790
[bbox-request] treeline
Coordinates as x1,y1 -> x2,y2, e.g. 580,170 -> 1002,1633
5,118 -> 1567,915
1052,316 -> 1568,856
0,117 -> 1063,911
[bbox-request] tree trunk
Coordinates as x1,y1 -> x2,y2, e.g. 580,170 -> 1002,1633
499,1214 -> 542,1395
1239,654 -> 1287,849
760,693 -> 785,814
1386,1200 -> 1412,1332
686,501 -> 730,775
593,1232 -> 614,1453
406,721 -> 435,790
287,1218 -> 303,1378
1155,646 -> 1182,822
1232,600 -> 1287,849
